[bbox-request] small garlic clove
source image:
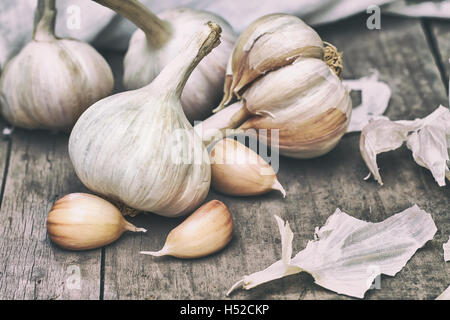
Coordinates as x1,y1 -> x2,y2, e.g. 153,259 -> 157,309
210,138 -> 286,197
141,200 -> 233,259
47,193 -> 146,251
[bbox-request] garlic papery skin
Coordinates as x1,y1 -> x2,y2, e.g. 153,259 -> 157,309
69,22 -> 221,217
47,193 -> 146,251
141,200 -> 233,259
216,13 -> 324,110
210,138 -> 285,197
0,0 -> 113,131
196,57 -> 351,159
93,0 -> 236,123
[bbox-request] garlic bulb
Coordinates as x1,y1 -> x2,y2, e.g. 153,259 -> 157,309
47,193 -> 146,251
210,138 -> 285,197
197,14 -> 351,159
69,22 -> 221,217
0,0 -> 113,131
141,200 -> 233,259
93,0 -> 236,122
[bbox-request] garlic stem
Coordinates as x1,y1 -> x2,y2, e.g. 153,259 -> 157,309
33,0 -> 56,41
149,21 -> 222,100
93,0 -> 171,48
123,221 -> 147,233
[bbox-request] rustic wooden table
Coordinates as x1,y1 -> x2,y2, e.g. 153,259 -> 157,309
0,14 -> 449,300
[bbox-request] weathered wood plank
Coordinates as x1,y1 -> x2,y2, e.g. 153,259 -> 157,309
429,19 -> 450,89
101,15 -> 449,300
0,129 -> 101,299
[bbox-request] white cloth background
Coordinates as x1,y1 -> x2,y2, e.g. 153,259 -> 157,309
1,0 -> 450,72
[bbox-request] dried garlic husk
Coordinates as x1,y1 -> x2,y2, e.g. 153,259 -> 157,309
343,70 -> 391,133
47,193 -> 146,251
0,0 -> 113,131
360,105 -> 450,186
93,0 -> 236,122
210,138 -> 285,197
69,22 -> 222,217
436,286 -> 450,300
444,237 -> 450,262
141,200 -> 233,259
196,14 -> 351,159
228,205 -> 437,299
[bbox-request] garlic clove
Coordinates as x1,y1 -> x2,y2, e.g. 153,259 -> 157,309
216,13 -> 323,111
47,193 -> 146,251
0,0 -> 114,131
141,200 -> 233,259
69,22 -> 220,217
210,138 -> 286,197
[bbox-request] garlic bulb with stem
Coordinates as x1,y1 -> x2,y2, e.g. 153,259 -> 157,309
0,0 -> 113,131
47,193 -> 146,251
69,22 -> 222,217
93,0 -> 236,122
141,200 -> 233,259
195,14 -> 351,159
210,138 -> 285,197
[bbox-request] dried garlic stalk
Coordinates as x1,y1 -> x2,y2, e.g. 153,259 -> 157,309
228,205 -> 437,299
444,237 -> 450,262
360,105 -> 450,186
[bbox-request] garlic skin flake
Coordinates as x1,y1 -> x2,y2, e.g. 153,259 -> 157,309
94,0 -> 236,122
0,0 -> 113,131
436,286 -> 450,300
343,70 -> 391,133
444,237 -> 450,262
69,23 -> 221,217
360,105 -> 450,186
228,205 -> 437,299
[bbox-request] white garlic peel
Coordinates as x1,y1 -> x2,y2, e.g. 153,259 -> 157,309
343,70 -> 391,133
94,0 -> 236,122
436,286 -> 450,300
360,105 -> 450,186
210,138 -> 285,197
0,0 -> 113,131
444,237 -> 450,262
141,200 -> 233,259
47,193 -> 146,251
227,205 -> 437,299
69,22 -> 221,217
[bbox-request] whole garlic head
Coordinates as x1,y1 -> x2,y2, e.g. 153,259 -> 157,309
94,0 -> 236,122
0,0 -> 113,131
197,14 -> 351,159
69,22 -> 221,217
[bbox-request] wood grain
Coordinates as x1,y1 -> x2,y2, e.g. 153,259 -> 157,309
102,15 -> 450,300
0,129 -> 101,299
429,19 -> 450,90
